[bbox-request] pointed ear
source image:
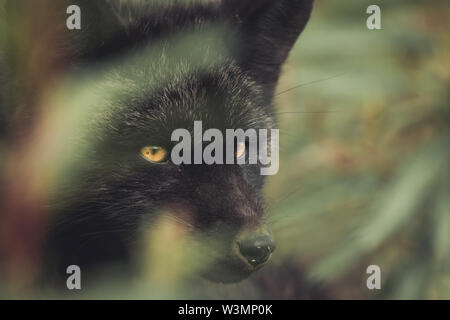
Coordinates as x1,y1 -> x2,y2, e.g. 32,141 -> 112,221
223,0 -> 314,100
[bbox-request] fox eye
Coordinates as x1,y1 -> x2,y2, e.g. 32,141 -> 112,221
236,141 -> 246,159
140,146 -> 169,163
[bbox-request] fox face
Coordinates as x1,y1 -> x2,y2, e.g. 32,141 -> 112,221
20,0 -> 315,286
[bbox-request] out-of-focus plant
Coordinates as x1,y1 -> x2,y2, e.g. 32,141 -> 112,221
264,0 -> 449,299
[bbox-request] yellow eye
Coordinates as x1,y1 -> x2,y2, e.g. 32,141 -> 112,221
236,142 -> 246,159
140,146 -> 168,163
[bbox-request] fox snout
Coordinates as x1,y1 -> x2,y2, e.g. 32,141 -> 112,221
198,225 -> 275,283
237,231 -> 275,269
166,164 -> 274,282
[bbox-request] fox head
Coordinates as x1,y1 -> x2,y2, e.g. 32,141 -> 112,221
33,0 -> 315,285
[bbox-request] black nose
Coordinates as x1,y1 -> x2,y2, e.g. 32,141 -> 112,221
238,235 -> 275,267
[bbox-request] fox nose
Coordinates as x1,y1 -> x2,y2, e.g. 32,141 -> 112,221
238,235 -> 275,267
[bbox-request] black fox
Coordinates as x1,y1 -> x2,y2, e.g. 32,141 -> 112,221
1,0 -> 314,289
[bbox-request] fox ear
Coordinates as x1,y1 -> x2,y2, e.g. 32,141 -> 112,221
223,0 -> 314,100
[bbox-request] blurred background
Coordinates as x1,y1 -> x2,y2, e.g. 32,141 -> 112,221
0,0 -> 449,299
263,0 -> 449,299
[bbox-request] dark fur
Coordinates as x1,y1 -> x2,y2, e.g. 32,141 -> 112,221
7,0 -> 314,288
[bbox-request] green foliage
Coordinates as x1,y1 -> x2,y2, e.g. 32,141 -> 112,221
266,0 -> 449,299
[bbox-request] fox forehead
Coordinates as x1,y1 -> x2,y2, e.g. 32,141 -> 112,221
85,27 -> 272,140
108,63 -> 275,139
